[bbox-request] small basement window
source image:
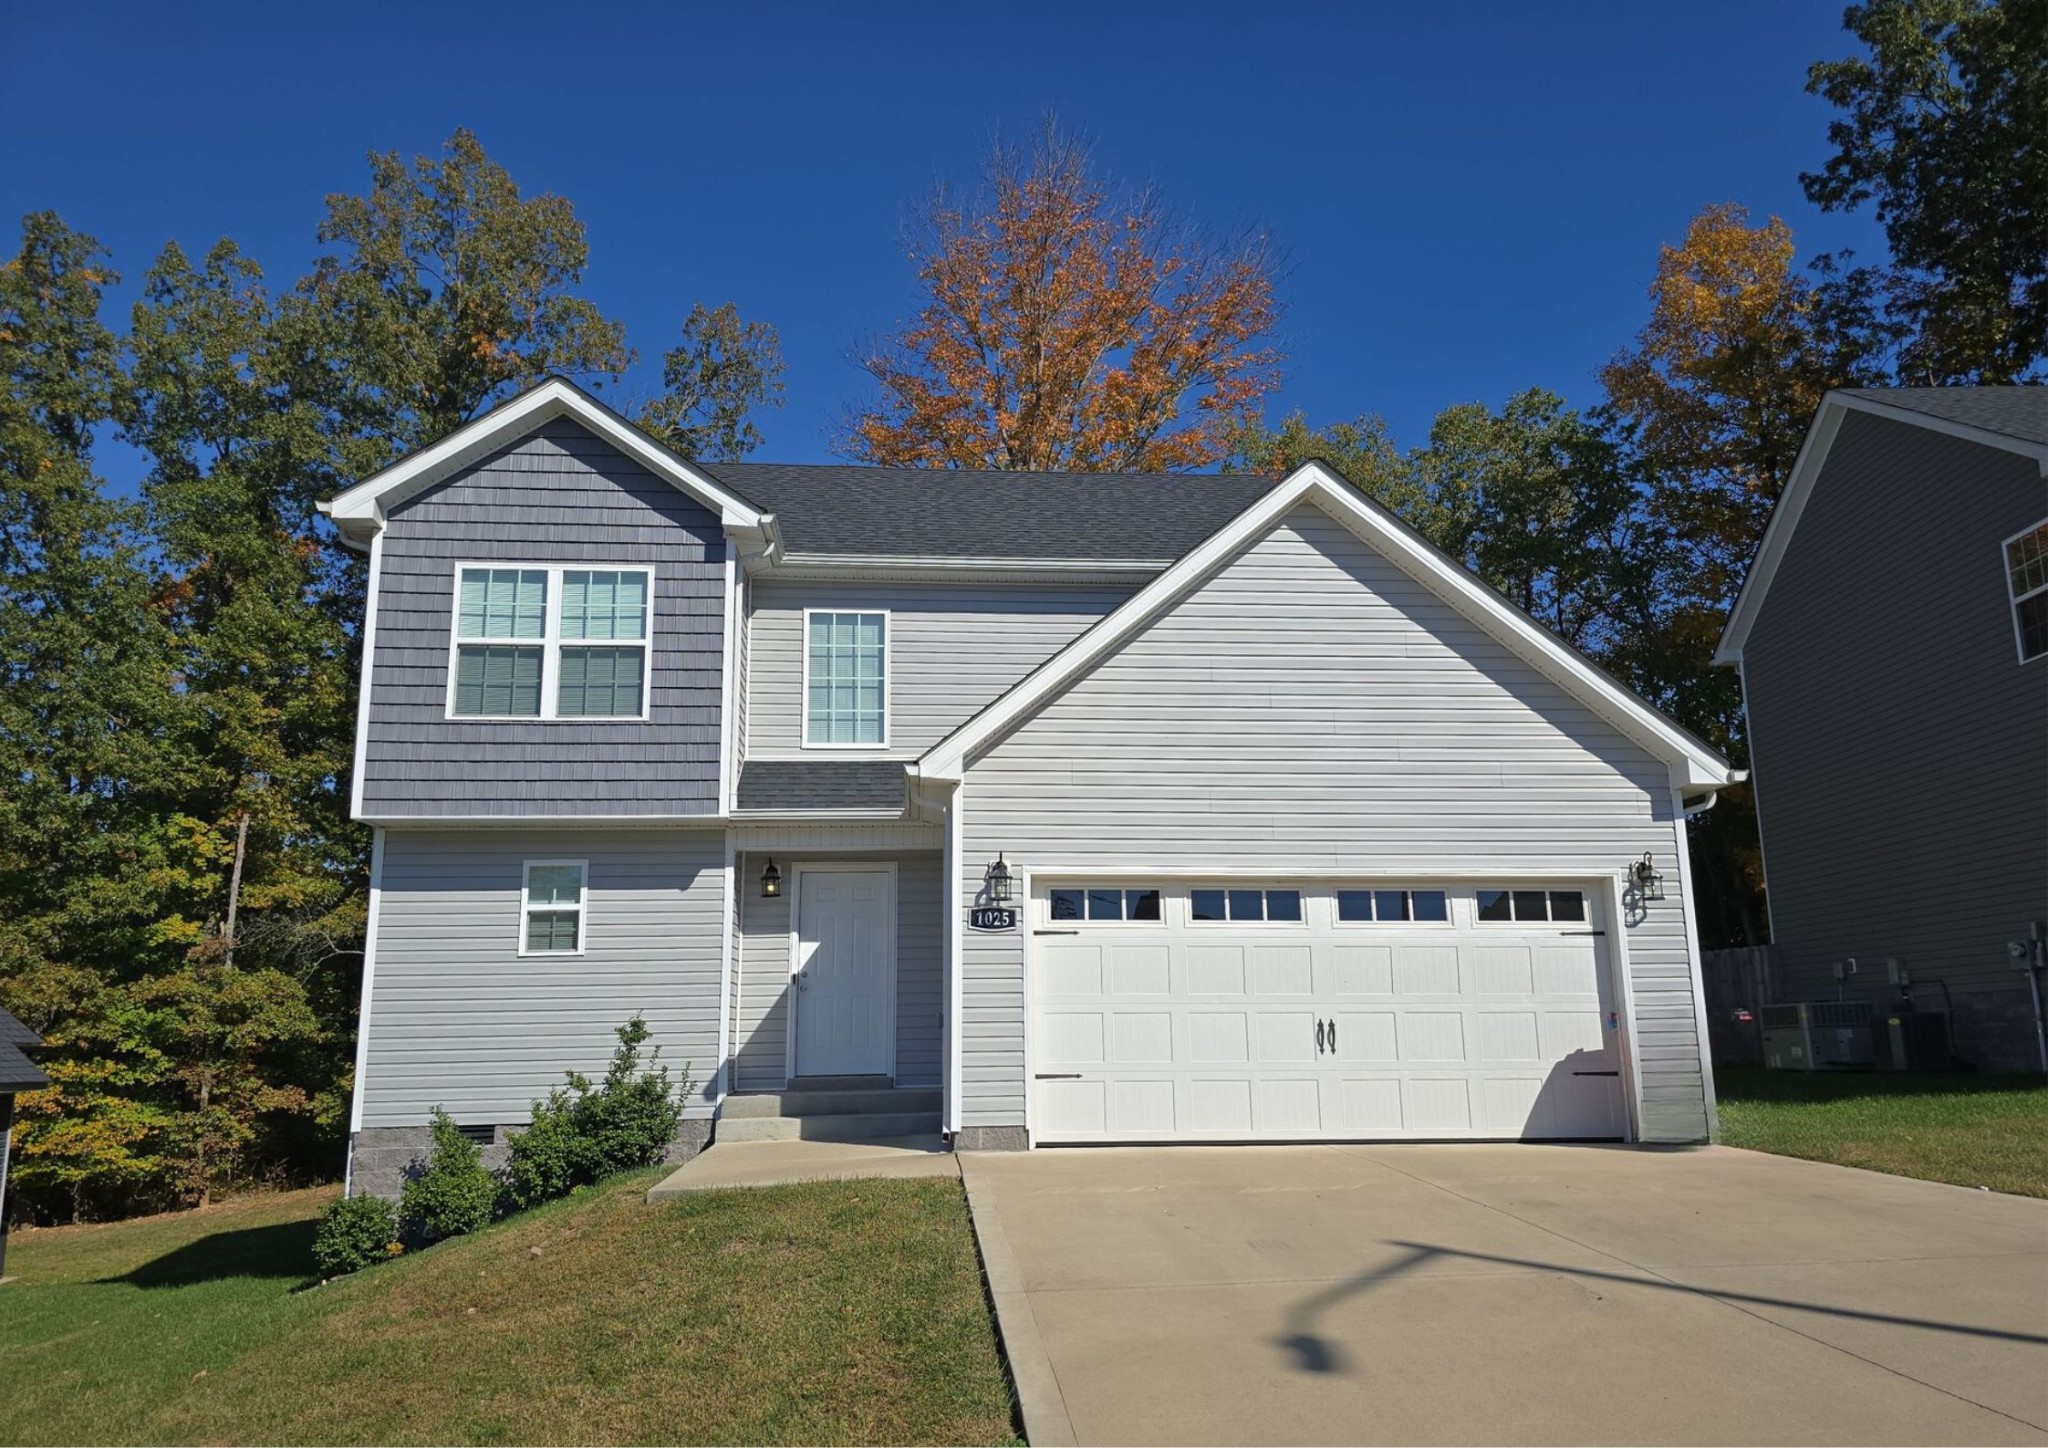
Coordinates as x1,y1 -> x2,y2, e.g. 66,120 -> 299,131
1191,888 -> 1303,923
2005,519 -> 2048,663
1476,888 -> 1586,924
1337,889 -> 1450,923
521,860 -> 587,954
1049,887 -> 1161,922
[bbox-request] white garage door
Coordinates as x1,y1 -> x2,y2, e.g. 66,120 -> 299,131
1029,880 -> 1628,1142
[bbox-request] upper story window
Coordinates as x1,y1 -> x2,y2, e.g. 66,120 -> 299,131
805,610 -> 887,746
450,565 -> 651,720
2005,519 -> 2048,663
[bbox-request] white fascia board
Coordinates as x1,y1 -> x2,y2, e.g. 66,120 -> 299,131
357,813 -> 731,829
1715,391 -> 2048,666
919,462 -> 1739,787
766,553 -> 1171,586
317,378 -> 765,537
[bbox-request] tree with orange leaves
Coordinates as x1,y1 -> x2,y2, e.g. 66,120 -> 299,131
844,123 -> 1284,472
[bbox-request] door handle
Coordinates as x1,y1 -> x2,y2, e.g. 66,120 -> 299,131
1315,1019 -> 1327,1056
1327,1018 -> 1337,1056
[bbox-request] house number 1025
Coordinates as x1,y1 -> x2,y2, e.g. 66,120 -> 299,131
969,906 -> 1017,932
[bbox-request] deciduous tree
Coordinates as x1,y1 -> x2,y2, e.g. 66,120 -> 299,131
846,123 -> 1283,471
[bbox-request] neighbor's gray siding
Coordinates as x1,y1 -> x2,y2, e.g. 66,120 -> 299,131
745,579 -> 1134,755
733,850 -> 942,1090
1743,411 -> 2048,1069
360,828 -> 726,1127
957,504 -> 1711,1142
360,418 -> 726,818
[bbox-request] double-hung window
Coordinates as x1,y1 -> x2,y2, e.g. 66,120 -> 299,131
521,861 -> 586,954
450,565 -> 651,719
805,610 -> 887,745
2005,519 -> 2048,663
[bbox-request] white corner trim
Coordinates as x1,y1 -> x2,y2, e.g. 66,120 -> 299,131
943,781 -> 965,1137
918,462 -> 1737,787
719,543 -> 739,813
347,828 -> 386,1135
1670,795 -> 1721,1141
717,836 -> 735,1100
347,530 -> 384,821
1716,391 -> 2048,666
318,378 -> 764,539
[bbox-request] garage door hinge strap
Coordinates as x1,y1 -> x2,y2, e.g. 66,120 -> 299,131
1034,1073 -> 1083,1080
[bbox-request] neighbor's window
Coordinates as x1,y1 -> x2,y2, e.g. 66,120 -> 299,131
1049,887 -> 1162,922
806,611 -> 887,745
521,861 -> 586,954
451,565 -> 651,719
1337,889 -> 1450,923
1477,889 -> 1586,923
2006,519 -> 2048,663
1191,888 -> 1303,923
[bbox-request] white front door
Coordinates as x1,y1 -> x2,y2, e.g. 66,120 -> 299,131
793,866 -> 894,1078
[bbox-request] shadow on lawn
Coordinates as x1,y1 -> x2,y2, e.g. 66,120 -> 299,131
1713,1067 -> 2048,1105
104,1218 -> 320,1289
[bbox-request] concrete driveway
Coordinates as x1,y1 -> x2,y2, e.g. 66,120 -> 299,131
959,1143 -> 2048,1446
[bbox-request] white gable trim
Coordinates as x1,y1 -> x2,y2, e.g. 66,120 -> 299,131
1716,391 -> 2048,666
917,462 -> 1739,790
316,378 -> 765,547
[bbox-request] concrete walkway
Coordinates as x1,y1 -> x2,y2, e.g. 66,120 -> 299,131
960,1143 -> 2048,1446
646,1134 -> 957,1198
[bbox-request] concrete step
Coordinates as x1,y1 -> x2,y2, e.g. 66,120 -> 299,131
786,1074 -> 894,1092
715,1111 -> 942,1144
721,1088 -> 941,1119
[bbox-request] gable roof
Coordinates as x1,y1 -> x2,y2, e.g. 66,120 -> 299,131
317,378 -> 767,549
703,462 -> 1278,564
0,1008 -> 47,1094
1716,387 -> 2048,665
917,462 -> 1740,792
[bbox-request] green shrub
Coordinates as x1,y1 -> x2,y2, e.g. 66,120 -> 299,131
399,1109 -> 500,1243
312,1192 -> 400,1276
503,1015 -> 688,1210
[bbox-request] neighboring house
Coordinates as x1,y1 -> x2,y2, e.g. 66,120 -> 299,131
1,1009 -> 49,1276
320,379 -> 1742,1197
1717,387 -> 2048,1071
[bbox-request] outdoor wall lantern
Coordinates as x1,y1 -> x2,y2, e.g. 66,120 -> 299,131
760,858 -> 782,899
1629,852 -> 1665,902
984,853 -> 1014,904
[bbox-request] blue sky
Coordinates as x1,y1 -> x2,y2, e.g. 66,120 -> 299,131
4,1 -> 1884,481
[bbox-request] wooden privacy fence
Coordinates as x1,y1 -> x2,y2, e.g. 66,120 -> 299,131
1699,945 -> 1780,1067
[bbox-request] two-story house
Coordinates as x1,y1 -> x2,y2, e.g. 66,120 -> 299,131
1717,387 -> 2048,1072
322,379 -> 1742,1196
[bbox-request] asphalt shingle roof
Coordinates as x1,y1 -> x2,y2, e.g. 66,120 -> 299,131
0,1009 -> 46,1093
1846,386 -> 2048,447
736,760 -> 907,813
704,462 -> 1280,561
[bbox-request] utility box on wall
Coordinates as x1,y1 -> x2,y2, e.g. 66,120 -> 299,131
1761,1001 -> 1875,1071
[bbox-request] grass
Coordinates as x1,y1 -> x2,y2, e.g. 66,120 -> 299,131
0,1173 -> 1018,1446
1716,1067 -> 2048,1197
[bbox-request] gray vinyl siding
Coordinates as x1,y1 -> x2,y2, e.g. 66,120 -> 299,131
1743,411 -> 2048,1069
746,580 -> 1135,755
361,828 -> 726,1127
733,851 -> 942,1090
360,418 -> 726,818
957,504 -> 1710,1142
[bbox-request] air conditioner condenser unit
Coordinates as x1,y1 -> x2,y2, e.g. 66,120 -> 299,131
1761,1001 -> 1874,1071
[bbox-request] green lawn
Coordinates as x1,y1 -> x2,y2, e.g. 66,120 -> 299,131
0,1173 -> 1018,1446
1716,1067 -> 2048,1197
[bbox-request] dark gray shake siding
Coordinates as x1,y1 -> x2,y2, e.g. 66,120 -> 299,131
1744,411 -> 2048,1069
360,417 -> 726,818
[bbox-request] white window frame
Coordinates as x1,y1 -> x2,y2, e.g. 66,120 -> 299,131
1187,885 -> 1309,926
801,607 -> 891,749
1473,886 -> 1591,928
445,562 -> 655,722
1332,886 -> 1454,928
518,858 -> 588,956
1043,885 -> 1165,926
2003,517 -> 2048,665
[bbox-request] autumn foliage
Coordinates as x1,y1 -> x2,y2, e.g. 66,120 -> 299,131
846,125 -> 1283,472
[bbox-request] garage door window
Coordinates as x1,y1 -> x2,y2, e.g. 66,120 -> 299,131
1477,888 -> 1586,923
1337,888 -> 1449,923
1191,887 -> 1302,923
1049,887 -> 1161,922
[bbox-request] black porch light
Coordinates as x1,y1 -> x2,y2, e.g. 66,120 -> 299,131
984,853 -> 1014,904
1629,852 -> 1665,902
760,858 -> 783,899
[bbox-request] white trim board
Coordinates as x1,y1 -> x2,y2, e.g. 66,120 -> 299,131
317,377 -> 766,547
1716,390 -> 2048,666
916,462 -> 1740,791
347,827 -> 386,1136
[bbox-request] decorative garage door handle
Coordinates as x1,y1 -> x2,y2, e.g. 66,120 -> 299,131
1327,1018 -> 1336,1055
1035,1073 -> 1083,1080
1315,1019 -> 1327,1055
1572,1069 -> 1619,1076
